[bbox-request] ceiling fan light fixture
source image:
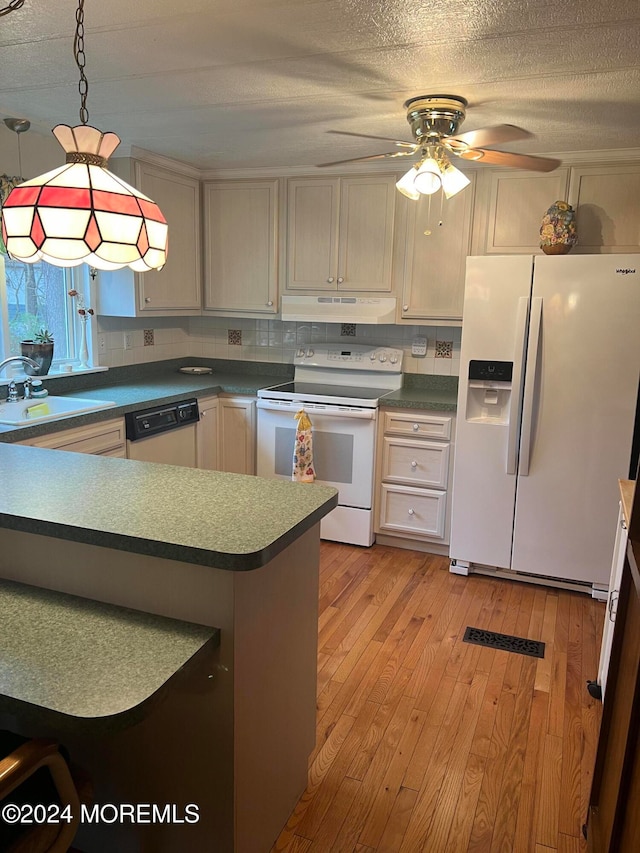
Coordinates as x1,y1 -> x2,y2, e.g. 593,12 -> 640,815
1,0 -> 168,272
413,157 -> 441,195
440,161 -> 471,199
395,166 -> 421,200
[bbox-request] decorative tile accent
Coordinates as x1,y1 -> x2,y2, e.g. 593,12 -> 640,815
341,323 -> 356,337
143,329 -> 154,346
228,329 -> 242,346
435,340 -> 453,359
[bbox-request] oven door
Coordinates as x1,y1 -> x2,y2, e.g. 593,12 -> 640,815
256,399 -> 377,508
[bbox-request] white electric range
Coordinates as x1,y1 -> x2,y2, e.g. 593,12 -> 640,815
256,344 -> 404,546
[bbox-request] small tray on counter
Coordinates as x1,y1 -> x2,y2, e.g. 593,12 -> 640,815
178,366 -> 213,375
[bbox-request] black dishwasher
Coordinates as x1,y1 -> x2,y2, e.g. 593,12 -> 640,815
125,399 -> 200,441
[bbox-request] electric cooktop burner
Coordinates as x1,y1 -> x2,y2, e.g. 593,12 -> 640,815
262,382 -> 393,401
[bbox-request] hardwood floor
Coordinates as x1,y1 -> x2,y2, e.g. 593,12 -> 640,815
272,542 -> 605,853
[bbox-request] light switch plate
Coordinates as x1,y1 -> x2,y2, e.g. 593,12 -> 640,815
411,336 -> 427,357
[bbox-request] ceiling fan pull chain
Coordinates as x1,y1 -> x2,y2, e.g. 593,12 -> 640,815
424,193 -> 432,236
74,0 -> 89,125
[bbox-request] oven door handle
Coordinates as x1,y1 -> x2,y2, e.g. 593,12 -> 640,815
256,400 -> 377,420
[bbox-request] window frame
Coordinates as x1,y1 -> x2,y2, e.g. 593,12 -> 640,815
0,257 -> 93,373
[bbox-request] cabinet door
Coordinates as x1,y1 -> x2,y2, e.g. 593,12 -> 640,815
196,396 -> 219,470
20,418 -> 126,455
204,181 -> 279,315
474,168 -> 571,254
399,177 -> 474,320
337,175 -> 396,292
568,164 -> 640,253
135,163 -> 201,312
219,396 -> 256,475
286,178 -> 339,290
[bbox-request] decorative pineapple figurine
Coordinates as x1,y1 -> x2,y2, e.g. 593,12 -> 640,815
540,200 -> 577,255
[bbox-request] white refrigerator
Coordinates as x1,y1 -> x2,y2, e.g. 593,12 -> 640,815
449,254 -> 640,595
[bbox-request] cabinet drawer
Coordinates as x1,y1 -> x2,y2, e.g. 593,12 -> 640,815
25,418 -> 126,455
381,437 -> 449,488
379,484 -> 446,539
383,411 -> 452,440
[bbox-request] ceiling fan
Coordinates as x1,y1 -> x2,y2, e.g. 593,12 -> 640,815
319,95 -> 561,200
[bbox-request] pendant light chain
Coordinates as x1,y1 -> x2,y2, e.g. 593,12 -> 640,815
74,0 -> 90,125
0,1 -> 25,17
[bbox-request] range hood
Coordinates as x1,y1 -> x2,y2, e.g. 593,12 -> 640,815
280,295 -> 396,324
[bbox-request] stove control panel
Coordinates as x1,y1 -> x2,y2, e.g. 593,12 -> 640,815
294,344 -> 403,372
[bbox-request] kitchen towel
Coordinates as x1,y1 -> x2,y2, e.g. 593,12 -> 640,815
292,409 -> 316,483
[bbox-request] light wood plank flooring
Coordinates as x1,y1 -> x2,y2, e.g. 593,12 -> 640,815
272,543 -> 604,853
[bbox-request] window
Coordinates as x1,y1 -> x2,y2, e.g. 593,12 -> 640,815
0,255 -> 90,368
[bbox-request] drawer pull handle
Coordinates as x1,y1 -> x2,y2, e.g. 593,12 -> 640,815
408,508 -> 415,515
411,460 -> 418,468
412,423 -> 420,431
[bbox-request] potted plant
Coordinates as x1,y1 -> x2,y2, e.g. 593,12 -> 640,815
20,328 -> 54,376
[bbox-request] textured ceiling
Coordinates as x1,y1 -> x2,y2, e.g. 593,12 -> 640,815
0,0 -> 639,170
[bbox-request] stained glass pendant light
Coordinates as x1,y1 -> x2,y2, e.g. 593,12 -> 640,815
1,0 -> 168,271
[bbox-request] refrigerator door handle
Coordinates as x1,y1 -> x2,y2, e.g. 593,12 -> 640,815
506,296 -> 530,475
519,296 -> 543,477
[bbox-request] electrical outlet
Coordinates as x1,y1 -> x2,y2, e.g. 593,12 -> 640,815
411,336 -> 427,357
123,332 -> 133,350
98,334 -> 107,353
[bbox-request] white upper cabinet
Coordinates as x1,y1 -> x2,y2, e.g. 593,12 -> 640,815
568,163 -> 640,253
471,167 -> 571,255
398,174 -> 475,322
286,175 -> 397,292
97,160 -> 201,317
203,180 -> 279,317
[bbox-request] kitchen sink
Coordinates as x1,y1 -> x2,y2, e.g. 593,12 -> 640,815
0,396 -> 117,427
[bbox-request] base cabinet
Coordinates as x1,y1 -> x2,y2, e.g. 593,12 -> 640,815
196,395 -> 219,471
18,418 -> 127,457
218,396 -> 256,475
375,408 -> 455,551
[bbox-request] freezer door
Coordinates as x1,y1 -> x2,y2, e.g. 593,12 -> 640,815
511,254 -> 640,585
449,255 -> 533,568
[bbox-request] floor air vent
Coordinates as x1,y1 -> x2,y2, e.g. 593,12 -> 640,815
463,627 -> 545,659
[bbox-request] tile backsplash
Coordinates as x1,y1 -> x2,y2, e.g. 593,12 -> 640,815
96,315 -> 461,376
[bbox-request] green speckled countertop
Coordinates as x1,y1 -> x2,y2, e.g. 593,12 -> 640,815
0,578 -> 219,730
381,374 -> 458,411
0,358 -> 457,442
0,444 -> 337,570
0,359 -> 292,443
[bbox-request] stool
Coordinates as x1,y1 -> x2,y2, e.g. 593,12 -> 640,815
0,732 -> 81,853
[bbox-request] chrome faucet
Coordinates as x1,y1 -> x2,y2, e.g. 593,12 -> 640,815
0,356 -> 41,402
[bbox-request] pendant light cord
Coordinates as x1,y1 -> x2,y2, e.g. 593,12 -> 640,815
74,0 -> 89,125
0,1 -> 25,17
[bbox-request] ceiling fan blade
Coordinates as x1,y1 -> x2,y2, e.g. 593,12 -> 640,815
317,151 -> 415,167
328,130 -> 417,149
445,124 -> 532,151
456,148 -> 561,172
